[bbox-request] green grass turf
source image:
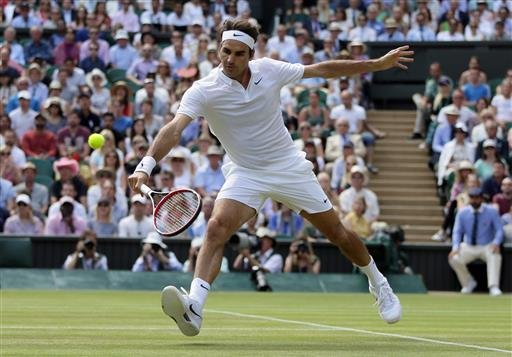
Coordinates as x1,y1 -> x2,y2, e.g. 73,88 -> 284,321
1,290 -> 510,356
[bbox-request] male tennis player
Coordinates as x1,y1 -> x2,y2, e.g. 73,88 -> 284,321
129,19 -> 414,336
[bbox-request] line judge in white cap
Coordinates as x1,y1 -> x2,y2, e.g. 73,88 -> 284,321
129,18 -> 414,335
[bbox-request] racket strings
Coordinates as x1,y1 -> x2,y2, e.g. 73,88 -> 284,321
154,192 -> 200,234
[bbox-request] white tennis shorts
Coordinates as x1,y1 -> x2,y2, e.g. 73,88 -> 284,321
217,160 -> 333,214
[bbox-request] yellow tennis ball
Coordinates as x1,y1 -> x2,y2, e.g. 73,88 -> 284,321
88,133 -> 105,149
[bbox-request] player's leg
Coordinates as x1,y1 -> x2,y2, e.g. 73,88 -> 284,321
161,198 -> 256,336
300,208 -> 401,323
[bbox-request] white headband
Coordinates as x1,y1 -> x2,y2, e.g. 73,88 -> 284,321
221,30 -> 255,50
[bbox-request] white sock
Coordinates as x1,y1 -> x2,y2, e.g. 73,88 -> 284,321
189,278 -> 210,311
358,257 -> 386,287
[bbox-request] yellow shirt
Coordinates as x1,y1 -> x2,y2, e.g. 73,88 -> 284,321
344,212 -> 371,238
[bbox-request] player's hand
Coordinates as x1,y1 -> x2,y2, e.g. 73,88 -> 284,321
128,171 -> 149,194
76,240 -> 85,253
490,244 -> 500,254
378,45 -> 414,71
142,243 -> 152,255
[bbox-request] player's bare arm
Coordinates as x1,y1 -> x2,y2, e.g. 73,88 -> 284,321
303,45 -> 414,79
128,113 -> 192,193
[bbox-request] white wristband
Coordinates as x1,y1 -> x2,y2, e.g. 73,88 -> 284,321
134,156 -> 156,176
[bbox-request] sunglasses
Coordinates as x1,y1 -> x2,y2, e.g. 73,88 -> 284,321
17,202 -> 28,207
98,202 -> 110,207
1,152 -> 11,156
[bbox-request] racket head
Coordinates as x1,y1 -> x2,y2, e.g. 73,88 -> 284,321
152,188 -> 202,236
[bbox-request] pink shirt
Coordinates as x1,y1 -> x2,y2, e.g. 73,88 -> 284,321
45,214 -> 87,236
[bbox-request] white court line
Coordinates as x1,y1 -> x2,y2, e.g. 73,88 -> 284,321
207,309 -> 512,355
0,326 -> 327,332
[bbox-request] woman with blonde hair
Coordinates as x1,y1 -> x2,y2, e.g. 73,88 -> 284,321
89,129 -> 124,175
87,197 -> 118,236
102,148 -> 127,193
4,194 -> 44,235
342,197 -> 372,239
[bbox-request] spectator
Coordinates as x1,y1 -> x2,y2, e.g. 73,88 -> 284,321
325,118 -> 366,163
464,17 -> 486,40
437,18 -> 464,41
268,24 -> 296,61
449,187 -> 503,296
52,57 -> 86,90
493,177 -> 512,216
155,59 -> 175,90
45,196 -> 87,236
132,232 -> 183,272
5,76 -> 40,113
474,139 -> 507,181
0,47 -> 21,80
491,79 -> 512,124
0,177 -> 16,213
406,12 -> 436,41
437,90 -> 478,129
324,23 -> 346,52
110,80 -> 133,117
54,71 -> 78,103
431,106 -> 462,168
14,162 -> 49,215
190,134 -> 212,171
76,93 -> 101,133
21,114 -> 57,159
377,18 -> 405,41
56,110 -> 91,162
314,38 -> 336,63
1,128 -> 26,167
108,30 -> 139,71
9,90 -> 37,139
127,44 -> 159,86
348,14 -> 377,41
42,97 -> 67,134
268,202 -> 304,238
88,197 -> 118,236
79,27 -> 109,65
48,181 -> 87,218
339,165 -> 379,223
475,118 -> 508,161
463,68 -> 491,106
482,161 -> 508,202
284,237 -> 321,273
24,26 -> 52,64
1,27 -> 25,66
165,151 -> 193,188
118,195 -> 154,238
298,90 -> 330,137
53,28 -> 80,66
437,122 -> 475,188
342,197 -> 372,239
11,2 -> 42,28
140,0 -> 167,31
194,146 -> 225,198
134,79 -> 168,119
458,56 -> 488,88
61,0 -> 78,26
27,63 -> 48,105
0,145 -> 21,184
111,0 -> 140,33
63,231 -> 108,270
79,43 -> 106,74
233,227 -> 283,274
85,68 -> 110,115
50,157 -> 87,205
4,194 -> 44,235
0,70 -> 17,106
294,122 -> 324,158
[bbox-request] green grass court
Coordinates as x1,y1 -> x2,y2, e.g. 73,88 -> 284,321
1,290 -> 510,356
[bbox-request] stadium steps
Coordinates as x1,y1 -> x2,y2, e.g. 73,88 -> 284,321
367,110 -> 441,243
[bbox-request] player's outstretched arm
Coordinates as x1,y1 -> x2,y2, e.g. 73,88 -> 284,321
303,45 -> 414,79
128,113 -> 192,193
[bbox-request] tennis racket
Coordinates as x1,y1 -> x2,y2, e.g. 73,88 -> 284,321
140,184 -> 202,236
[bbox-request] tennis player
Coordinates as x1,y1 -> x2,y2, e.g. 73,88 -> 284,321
129,19 -> 414,336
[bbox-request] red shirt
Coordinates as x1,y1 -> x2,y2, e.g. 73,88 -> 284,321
21,130 -> 58,158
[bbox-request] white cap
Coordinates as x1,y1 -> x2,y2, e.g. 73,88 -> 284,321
131,195 -> 147,204
256,227 -> 276,239
59,196 -> 75,205
18,90 -> 31,100
16,194 -> 31,205
142,232 -> 167,249
191,237 -> 203,249
114,30 -> 129,40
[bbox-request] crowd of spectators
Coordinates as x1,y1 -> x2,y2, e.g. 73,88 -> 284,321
0,1 -> 510,277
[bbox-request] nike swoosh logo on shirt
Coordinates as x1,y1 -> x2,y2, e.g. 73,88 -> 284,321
323,198 -> 328,203
254,78 -> 262,85
189,304 -> 202,319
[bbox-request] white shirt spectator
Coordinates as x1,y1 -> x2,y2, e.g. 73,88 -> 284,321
140,9 -> 167,28
111,8 -> 140,33
184,1 -> 204,23
9,107 -> 37,138
348,26 -> 377,41
48,200 -> 87,219
160,45 -> 192,72
330,104 -> 366,134
118,215 -> 155,238
131,251 -> 183,272
471,123 -> 504,144
464,25 -> 486,40
167,11 -> 191,27
339,187 -> 380,222
437,31 -> 464,41
437,104 -> 478,128
491,94 -> 512,122
9,145 -> 27,168
256,248 -> 283,273
268,35 -> 297,61
52,68 -> 86,89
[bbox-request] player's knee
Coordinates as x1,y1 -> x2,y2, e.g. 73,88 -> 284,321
205,217 -> 232,245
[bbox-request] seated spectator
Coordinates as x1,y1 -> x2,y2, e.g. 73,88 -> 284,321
464,17 -> 486,41
317,172 -> 341,214
437,122 -> 475,189
342,197 -> 372,239
52,58 -> 86,90
0,177 -> 16,213
304,140 -> 325,174
0,145 -> 21,185
111,1 -> 140,33
491,79 -> 512,124
482,161 -> 508,202
48,182 -> 87,218
56,110 -> 91,163
1,27 -> 26,66
474,139 -> 507,181
191,134 -> 212,172
131,232 -> 183,272
79,26 -> 109,66
233,227 -> 283,273
95,178 -> 127,223
431,106 -> 461,169
110,98 -> 133,133
21,114 -> 57,159
268,202 -> 304,238
284,238 -> 321,273
127,44 -> 159,86
12,3 -> 42,29
490,21 -> 511,41
183,237 -> 230,273
109,30 -> 139,71
3,194 -> 44,235
298,90 -> 330,137
9,90 -> 37,140
5,76 -> 40,113
194,146 -> 225,198
0,47 -> 21,81
89,130 -> 123,175
164,151 -> 193,188
325,118 -> 366,162
188,196 -> 214,239
268,24 -> 297,62
27,63 -> 48,105
0,69 -> 17,106
136,97 -> 165,137
449,187 -> 503,296
53,28 -> 80,66
339,166 -> 379,223
474,117 -> 508,167
348,14 -> 377,41
471,110 -> 503,146
41,97 -> 66,135
406,12 -> 436,41
79,42 -> 106,74
294,122 -> 324,158
102,149 -> 127,193
331,151 -> 365,193
45,197 -> 87,236
463,68 -> 491,107
437,18 -> 464,41
85,68 -> 110,115
24,26 -> 52,65
493,177 -> 512,216
118,195 -> 154,238
1,129 -> 26,167
378,18 -> 405,41
87,197 -> 118,236
14,162 -> 49,215
63,231 -> 108,270
50,157 -> 87,205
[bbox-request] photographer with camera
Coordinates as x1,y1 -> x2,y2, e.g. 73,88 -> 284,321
183,237 -> 229,273
284,238 -> 321,274
131,232 -> 183,272
63,230 -> 108,270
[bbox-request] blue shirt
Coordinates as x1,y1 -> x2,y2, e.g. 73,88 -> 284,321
24,40 -> 53,64
79,57 -> 106,74
452,204 -> 503,250
406,27 -> 436,41
109,45 -> 139,71
113,116 -> 133,134
268,212 -> 304,237
6,96 -> 41,113
432,123 -> 454,153
11,15 -> 42,28
377,31 -> 405,41
194,164 -> 225,195
0,178 -> 16,208
463,83 -> 491,103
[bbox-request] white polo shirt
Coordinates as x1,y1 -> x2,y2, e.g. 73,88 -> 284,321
330,104 -> 366,134
177,58 -> 305,171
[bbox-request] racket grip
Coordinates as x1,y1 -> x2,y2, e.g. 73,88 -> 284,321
140,184 -> 152,196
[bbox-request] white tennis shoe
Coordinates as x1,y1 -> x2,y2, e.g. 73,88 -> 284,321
369,280 -> 402,324
161,286 -> 202,336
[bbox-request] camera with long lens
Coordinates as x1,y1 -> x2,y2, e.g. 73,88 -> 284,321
297,242 -> 308,254
229,231 -> 258,251
251,266 -> 272,292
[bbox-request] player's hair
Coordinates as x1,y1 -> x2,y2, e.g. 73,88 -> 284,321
217,18 -> 259,49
